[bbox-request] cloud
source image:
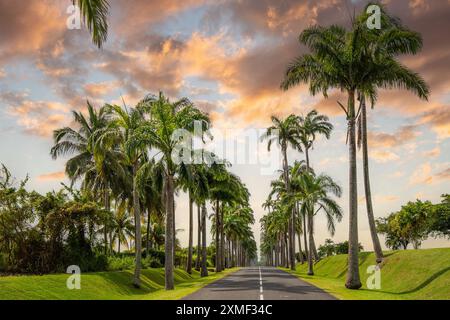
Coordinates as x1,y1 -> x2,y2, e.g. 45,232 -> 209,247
417,106 -> 450,139
0,0 -> 66,63
368,125 -> 420,149
423,147 -> 441,158
0,91 -> 69,137
36,171 -> 65,182
84,81 -> 119,98
370,150 -> 400,163
410,162 -> 450,185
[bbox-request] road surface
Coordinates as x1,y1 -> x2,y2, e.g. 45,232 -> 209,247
183,267 -> 337,300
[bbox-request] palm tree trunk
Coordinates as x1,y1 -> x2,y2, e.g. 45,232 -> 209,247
361,94 -> 384,263
132,163 -> 142,288
311,237 -> 319,261
200,203 -> 208,277
104,188 -> 110,255
345,90 -> 362,289
305,147 -> 319,262
307,210 -> 314,275
165,173 -> 175,290
172,200 -> 176,264
195,203 -> 201,270
302,211 -> 309,260
215,200 -> 221,272
297,230 -> 304,264
282,146 -> 296,270
220,202 -> 225,270
187,192 -> 193,274
118,237 -> 121,254
146,207 -> 151,256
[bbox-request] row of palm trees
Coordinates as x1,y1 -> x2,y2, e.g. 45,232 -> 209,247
51,93 -> 256,290
70,1 -> 430,290
260,111 -> 342,276
260,3 -> 429,289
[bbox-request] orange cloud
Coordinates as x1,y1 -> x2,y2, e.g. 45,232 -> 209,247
368,125 -> 420,149
370,150 -> 400,163
37,171 -> 65,182
1,91 -> 69,137
84,81 -> 119,98
410,163 -> 450,185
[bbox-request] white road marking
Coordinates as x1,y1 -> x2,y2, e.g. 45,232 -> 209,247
258,267 -> 264,300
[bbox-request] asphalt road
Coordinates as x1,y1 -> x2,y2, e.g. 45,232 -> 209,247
183,267 -> 337,300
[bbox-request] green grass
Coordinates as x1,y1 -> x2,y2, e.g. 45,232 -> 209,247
0,267 -> 239,300
283,248 -> 450,300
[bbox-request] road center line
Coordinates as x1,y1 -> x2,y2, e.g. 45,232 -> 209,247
258,267 -> 264,300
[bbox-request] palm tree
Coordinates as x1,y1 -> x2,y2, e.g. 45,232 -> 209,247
261,115 -> 301,271
179,163 -> 209,274
76,0 -> 110,48
281,15 -> 428,287
290,171 -> 343,275
95,103 -> 148,287
51,102 -> 125,255
298,110 -> 333,170
296,110 -> 333,262
354,4 -> 430,264
110,205 -> 134,254
133,92 -> 209,289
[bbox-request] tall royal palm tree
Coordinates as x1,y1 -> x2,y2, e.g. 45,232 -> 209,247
353,4 -> 430,264
134,92 -> 209,289
297,111 -> 333,261
290,171 -> 343,275
261,115 -> 301,271
95,103 -> 147,287
281,15 -> 428,287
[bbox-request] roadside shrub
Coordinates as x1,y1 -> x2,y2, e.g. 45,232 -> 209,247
107,256 -> 134,271
143,256 -> 163,268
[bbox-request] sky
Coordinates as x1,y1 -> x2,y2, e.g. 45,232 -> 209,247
0,0 -> 449,253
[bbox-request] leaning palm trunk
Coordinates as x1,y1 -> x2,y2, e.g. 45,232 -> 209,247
200,203 -> 208,277
345,90 -> 362,289
165,173 -> 175,290
187,193 -> 193,274
297,231 -> 304,264
132,164 -> 142,288
360,94 -> 384,263
311,237 -> 319,261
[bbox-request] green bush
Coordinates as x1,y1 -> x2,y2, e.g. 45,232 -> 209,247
143,256 -> 163,268
107,256 -> 135,271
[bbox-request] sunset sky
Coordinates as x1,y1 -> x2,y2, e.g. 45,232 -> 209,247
0,0 -> 449,252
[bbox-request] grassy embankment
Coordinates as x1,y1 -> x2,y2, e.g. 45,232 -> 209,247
283,248 -> 450,300
0,267 -> 238,300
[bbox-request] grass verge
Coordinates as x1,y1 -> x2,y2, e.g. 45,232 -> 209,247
0,267 -> 239,300
282,248 -> 450,300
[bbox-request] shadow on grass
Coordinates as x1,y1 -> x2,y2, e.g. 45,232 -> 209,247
378,266 -> 450,296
